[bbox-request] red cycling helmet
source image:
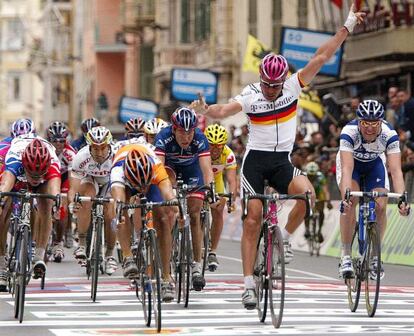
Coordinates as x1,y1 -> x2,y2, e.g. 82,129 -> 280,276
22,139 -> 51,177
259,53 -> 289,82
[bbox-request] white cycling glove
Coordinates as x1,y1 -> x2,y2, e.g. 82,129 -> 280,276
343,7 -> 358,33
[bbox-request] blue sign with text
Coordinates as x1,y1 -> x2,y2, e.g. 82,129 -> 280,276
118,96 -> 158,124
280,27 -> 343,77
171,68 -> 218,104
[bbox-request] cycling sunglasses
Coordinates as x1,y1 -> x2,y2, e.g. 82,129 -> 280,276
360,120 -> 381,128
260,78 -> 284,88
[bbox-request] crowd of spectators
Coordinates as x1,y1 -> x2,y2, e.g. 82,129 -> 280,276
225,85 -> 414,201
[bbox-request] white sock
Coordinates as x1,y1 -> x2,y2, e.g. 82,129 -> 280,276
281,227 -> 291,241
0,255 -> 5,269
244,275 -> 255,289
36,248 -> 45,260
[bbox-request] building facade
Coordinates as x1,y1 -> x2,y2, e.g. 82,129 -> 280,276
0,0 -> 44,134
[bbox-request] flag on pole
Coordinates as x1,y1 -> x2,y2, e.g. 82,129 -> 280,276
330,0 -> 343,8
242,35 -> 271,73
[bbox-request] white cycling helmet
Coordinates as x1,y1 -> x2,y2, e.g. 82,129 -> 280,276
85,126 -> 112,146
144,118 -> 169,135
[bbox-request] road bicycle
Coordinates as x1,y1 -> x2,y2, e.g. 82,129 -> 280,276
117,197 -> 181,333
73,193 -> 114,302
0,190 -> 60,323
243,188 -> 311,328
171,180 -> 216,307
344,188 -> 408,317
201,192 -> 233,274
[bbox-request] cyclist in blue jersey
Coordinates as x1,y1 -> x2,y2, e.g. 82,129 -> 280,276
337,100 -> 410,280
155,107 -> 216,291
71,118 -> 100,151
191,5 -> 367,309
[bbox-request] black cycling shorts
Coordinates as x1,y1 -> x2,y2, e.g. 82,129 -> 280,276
240,150 -> 302,196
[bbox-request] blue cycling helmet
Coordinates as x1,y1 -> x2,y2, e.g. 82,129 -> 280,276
10,118 -> 36,138
356,100 -> 385,120
171,107 -> 198,131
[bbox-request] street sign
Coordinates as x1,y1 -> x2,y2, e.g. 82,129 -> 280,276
171,68 -> 218,104
280,27 -> 344,77
118,96 -> 158,124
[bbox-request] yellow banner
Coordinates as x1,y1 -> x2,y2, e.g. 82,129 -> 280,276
242,35 -> 271,73
298,89 -> 324,119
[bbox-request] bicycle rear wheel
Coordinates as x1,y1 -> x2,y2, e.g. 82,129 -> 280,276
90,219 -> 102,302
148,230 -> 162,332
268,225 -> 285,328
364,222 -> 381,317
170,222 -> 181,303
346,225 -> 361,312
254,229 -> 268,322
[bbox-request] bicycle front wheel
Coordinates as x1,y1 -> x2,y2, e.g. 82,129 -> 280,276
15,227 -> 30,323
364,222 -> 381,317
90,219 -> 102,302
183,225 -> 191,308
268,225 -> 285,328
148,230 -> 162,332
201,211 -> 210,276
346,224 -> 361,312
254,229 -> 268,322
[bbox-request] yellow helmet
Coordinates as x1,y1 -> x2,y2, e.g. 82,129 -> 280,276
204,124 -> 228,145
85,126 -> 112,146
305,161 -> 319,175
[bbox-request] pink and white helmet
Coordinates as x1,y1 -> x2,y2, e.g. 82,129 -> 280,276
259,53 -> 289,82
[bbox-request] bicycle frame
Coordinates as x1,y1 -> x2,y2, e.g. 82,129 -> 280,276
357,197 -> 376,257
0,190 -> 60,323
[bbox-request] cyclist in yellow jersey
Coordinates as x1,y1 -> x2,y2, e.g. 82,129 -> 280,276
304,161 -> 333,243
204,124 -> 237,270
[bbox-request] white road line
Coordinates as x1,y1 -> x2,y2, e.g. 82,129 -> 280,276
48,325 -> 414,336
218,254 -> 337,281
9,296 -> 414,307
1,316 -> 414,327
31,308 -> 414,319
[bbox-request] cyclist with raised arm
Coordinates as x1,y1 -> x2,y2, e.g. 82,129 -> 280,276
155,107 -> 216,291
304,161 -> 332,243
69,126 -> 117,275
190,5 -> 366,309
0,137 -> 61,286
111,143 -> 178,302
204,124 -> 237,270
46,121 -> 77,260
337,100 -> 410,280
71,117 -> 100,151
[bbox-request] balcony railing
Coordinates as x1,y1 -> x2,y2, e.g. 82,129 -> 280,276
121,0 -> 155,32
155,45 -> 195,70
95,16 -> 127,52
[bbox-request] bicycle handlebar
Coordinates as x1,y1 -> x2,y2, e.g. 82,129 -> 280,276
73,193 -> 114,204
243,190 -> 313,218
345,189 -> 408,203
176,182 -> 217,203
115,199 -> 183,222
218,192 -> 233,213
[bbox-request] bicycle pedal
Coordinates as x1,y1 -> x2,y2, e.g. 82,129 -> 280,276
79,260 -> 87,267
208,265 -> 217,272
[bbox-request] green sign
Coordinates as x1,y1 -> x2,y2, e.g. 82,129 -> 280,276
325,204 -> 414,266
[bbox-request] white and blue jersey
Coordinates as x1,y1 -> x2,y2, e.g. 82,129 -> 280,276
154,126 -> 210,188
5,134 -> 60,184
336,120 -> 400,191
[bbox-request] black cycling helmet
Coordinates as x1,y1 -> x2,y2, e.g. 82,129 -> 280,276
81,117 -> 100,134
